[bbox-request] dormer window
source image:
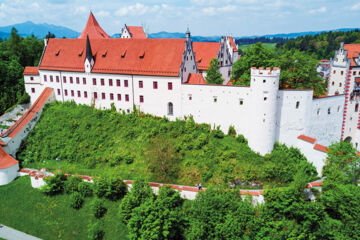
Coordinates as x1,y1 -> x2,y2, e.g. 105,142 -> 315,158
139,50 -> 145,59
55,50 -> 60,56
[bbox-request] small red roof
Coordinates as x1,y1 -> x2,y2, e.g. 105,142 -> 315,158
0,146 -> 18,169
227,36 -> 237,52
314,144 -> 328,153
78,12 -> 110,39
344,44 -> 360,67
320,59 -> 330,62
193,42 -> 220,70
23,67 -> 39,76
126,26 -> 147,39
297,135 -> 317,144
306,180 -> 323,188
187,73 -> 206,85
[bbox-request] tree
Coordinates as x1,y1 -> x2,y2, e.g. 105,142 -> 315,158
91,198 -> 107,219
41,173 -> 67,195
45,31 -> 55,39
205,58 -> 223,84
94,176 -> 127,201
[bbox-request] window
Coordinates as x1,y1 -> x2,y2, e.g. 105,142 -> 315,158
263,79 -> 266,83
264,97 -> 267,101
77,91 -> 81,97
339,83 -> 342,87
50,75 -> 53,82
83,78 -> 86,85
63,76 -> 66,83
109,79 -> 113,86
116,79 -> 121,87
153,81 -> 158,89
139,81 -> 143,88
31,88 -> 35,93
117,94 -> 121,101
44,75 -> 47,82
30,76 -> 34,81
296,101 -> 300,109
64,89 -> 68,96
168,82 -> 173,90
101,78 -> 105,86
332,81 -> 334,86
140,95 -> 144,103
71,90 -> 74,97
57,89 -> 60,95
102,93 -> 106,99
354,71 -> 356,75
56,76 -> 59,82
124,80 -> 128,87
84,91 -> 88,98
333,70 -> 336,74
125,94 -> 129,102
110,93 -> 114,100
188,94 -> 192,100
239,99 -> 243,105
328,107 -> 331,115
70,77 -> 73,84
356,104 -> 359,112
76,77 -> 80,84
228,71 -> 231,77
93,78 -> 96,85
94,92 -> 98,99
317,108 -> 320,115
341,71 -> 344,75
168,102 -> 173,115
213,96 -> 217,103
337,106 -> 340,112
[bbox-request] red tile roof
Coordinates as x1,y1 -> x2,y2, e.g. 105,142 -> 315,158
127,26 -> 147,39
0,146 -> 18,169
1,88 -> 53,140
297,135 -> 317,144
306,180 -> 323,188
186,73 -> 206,85
39,38 -> 186,77
227,36 -> 237,52
23,67 -> 39,76
78,12 -> 110,39
344,44 -> 360,67
314,144 -> 328,153
193,42 -> 220,70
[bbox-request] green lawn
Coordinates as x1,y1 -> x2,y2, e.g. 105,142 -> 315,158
238,43 -> 276,51
0,176 -> 128,240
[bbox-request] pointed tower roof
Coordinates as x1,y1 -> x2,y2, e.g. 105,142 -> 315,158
78,12 -> 110,39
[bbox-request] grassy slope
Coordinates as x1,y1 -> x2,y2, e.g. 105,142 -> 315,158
0,176 -> 128,240
238,43 -> 276,51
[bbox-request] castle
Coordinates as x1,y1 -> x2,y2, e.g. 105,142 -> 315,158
19,13 -> 347,177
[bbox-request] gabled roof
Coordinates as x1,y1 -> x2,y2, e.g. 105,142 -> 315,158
78,12 -> 110,39
193,42 -> 220,70
0,146 -> 18,169
126,26 -> 147,39
39,38 -> 186,77
344,44 -> 360,67
23,67 -> 39,76
298,135 -> 317,144
227,36 -> 237,52
186,73 -> 206,85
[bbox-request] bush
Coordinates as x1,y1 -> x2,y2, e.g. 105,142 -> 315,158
41,173 -> 67,195
88,221 -> 105,240
64,176 -> 83,194
78,182 -> 93,197
94,176 -> 127,201
18,91 -> 30,104
69,192 -> 84,209
91,199 -> 107,219
236,134 -> 248,144
212,126 -> 224,139
228,125 -> 237,137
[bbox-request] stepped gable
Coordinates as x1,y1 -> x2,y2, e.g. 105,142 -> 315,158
23,66 -> 39,75
344,44 -> 360,67
0,146 -> 17,169
39,38 -> 186,76
227,36 -> 237,52
126,26 -> 147,39
186,73 -> 206,85
193,42 -> 220,70
1,88 -> 53,140
78,12 -> 110,39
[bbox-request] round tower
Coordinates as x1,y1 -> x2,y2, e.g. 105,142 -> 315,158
247,67 -> 280,155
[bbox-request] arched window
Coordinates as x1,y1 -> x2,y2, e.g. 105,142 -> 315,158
356,103 -> 359,112
168,102 -> 173,116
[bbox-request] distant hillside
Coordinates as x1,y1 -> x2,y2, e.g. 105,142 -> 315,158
0,21 -> 80,39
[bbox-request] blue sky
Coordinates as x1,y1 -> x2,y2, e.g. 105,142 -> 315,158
0,0 -> 360,36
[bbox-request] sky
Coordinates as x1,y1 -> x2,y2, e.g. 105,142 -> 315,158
0,0 -> 360,37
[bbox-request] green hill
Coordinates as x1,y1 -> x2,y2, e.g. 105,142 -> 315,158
17,101 -> 317,186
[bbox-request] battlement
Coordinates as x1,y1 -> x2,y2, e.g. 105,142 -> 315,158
251,67 -> 280,76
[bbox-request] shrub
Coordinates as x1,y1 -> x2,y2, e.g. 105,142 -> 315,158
94,176 -> 127,201
91,198 -> 107,219
64,176 -> 83,194
212,126 -> 224,139
69,192 -> 84,209
78,182 -> 93,197
18,91 -> 30,104
41,173 -> 67,195
88,221 -> 105,240
194,133 -> 209,149
236,134 -> 248,144
228,125 -> 237,137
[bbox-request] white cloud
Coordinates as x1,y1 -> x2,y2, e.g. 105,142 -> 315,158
308,6 -> 326,14
202,5 -> 236,16
351,2 -> 360,10
74,6 -> 87,15
115,3 -> 160,17
96,10 -> 110,17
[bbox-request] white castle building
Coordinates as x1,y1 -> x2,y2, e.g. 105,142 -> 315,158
22,13 -> 346,175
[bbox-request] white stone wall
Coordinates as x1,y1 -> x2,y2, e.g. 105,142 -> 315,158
295,139 -> 327,175
0,163 -> 19,186
24,75 -> 44,105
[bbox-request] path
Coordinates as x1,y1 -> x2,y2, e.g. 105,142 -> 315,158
0,224 -> 42,240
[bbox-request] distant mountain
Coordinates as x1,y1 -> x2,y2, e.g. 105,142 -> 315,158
0,21 -> 80,39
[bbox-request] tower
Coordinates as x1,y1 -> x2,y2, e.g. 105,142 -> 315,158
247,67 -> 280,155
